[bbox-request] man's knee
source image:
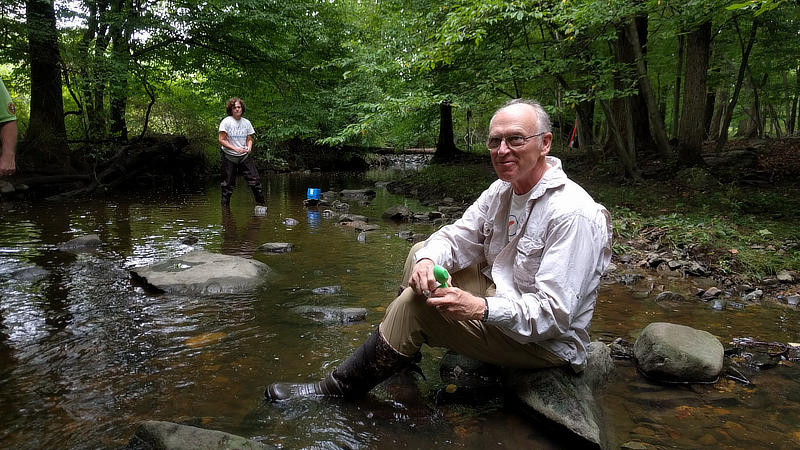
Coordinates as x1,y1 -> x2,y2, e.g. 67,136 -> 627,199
385,287 -> 431,323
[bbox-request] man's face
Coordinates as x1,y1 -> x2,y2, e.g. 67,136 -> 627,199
488,104 -> 552,194
232,102 -> 243,119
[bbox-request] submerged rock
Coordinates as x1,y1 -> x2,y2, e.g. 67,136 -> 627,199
57,234 -> 102,252
256,242 -> 294,254
339,189 -> 376,200
311,285 -> 342,295
9,266 -> 50,282
125,420 -> 274,450
291,305 -> 367,324
503,341 -> 614,449
130,250 -> 271,295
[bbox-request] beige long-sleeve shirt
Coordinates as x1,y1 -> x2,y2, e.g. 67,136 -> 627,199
415,156 -> 612,371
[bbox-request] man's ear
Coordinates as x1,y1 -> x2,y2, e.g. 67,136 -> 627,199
540,132 -> 553,156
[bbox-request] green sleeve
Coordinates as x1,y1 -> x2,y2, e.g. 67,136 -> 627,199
0,79 -> 17,124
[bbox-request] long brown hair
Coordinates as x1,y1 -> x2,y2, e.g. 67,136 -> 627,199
225,97 -> 245,116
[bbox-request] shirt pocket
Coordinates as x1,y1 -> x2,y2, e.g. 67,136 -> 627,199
514,235 -> 545,288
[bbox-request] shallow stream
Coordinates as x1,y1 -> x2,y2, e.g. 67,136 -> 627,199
1,172 -> 799,449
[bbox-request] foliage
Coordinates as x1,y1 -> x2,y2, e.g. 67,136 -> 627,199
0,0 -> 799,176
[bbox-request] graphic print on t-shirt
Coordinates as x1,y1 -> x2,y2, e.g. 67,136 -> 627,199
508,215 -> 519,238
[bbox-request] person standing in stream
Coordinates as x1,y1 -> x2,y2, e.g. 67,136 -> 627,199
218,97 -> 265,207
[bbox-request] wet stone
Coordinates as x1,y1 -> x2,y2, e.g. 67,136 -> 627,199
701,287 -> 722,299
130,250 -> 271,295
291,306 -> 367,324
339,189 -> 376,200
57,234 -> 102,252
9,266 -> 50,282
257,242 -> 294,254
312,285 -> 342,295
125,420 -> 274,450
633,322 -> 724,383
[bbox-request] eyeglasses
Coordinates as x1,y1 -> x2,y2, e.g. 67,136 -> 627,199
486,132 -> 546,150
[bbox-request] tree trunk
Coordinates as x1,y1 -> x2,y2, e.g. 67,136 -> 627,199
715,18 -> 758,152
109,0 -> 131,141
612,19 -> 653,154
26,0 -> 69,161
624,19 -> 671,160
575,100 -> 594,151
78,1 -> 99,140
703,92 -> 715,138
433,101 -> 461,162
677,20 -> 712,166
767,103 -> 781,137
709,87 -> 729,140
790,68 -> 799,135
749,72 -> 766,137
783,71 -> 792,135
671,33 -> 684,140
600,99 -> 640,180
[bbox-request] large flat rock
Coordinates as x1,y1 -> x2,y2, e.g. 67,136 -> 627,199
125,420 -> 274,449
130,250 -> 271,295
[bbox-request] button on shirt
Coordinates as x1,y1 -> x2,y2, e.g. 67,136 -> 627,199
414,156 -> 612,371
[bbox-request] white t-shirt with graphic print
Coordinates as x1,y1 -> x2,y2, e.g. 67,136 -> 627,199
507,190 -> 529,240
219,116 -> 255,157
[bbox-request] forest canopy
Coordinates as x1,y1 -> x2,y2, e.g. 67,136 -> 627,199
1,0 -> 798,177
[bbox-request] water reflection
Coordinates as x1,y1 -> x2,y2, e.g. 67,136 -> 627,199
0,174 -> 799,449
221,207 -> 264,258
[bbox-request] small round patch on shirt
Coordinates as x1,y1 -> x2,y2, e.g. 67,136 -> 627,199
508,214 -> 519,238
7,101 -> 15,115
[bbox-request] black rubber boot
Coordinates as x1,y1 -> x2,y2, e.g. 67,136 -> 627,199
221,192 -> 232,207
251,186 -> 265,206
265,331 -> 414,401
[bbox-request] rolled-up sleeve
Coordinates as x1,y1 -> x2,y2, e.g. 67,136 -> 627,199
414,188 -> 494,271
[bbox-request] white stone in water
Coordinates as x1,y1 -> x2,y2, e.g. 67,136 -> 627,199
254,205 -> 267,216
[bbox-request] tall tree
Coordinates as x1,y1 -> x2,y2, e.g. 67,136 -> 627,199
433,101 -> 462,162
677,20 -> 712,166
624,18 -> 672,160
714,17 -> 758,152
26,0 -> 68,160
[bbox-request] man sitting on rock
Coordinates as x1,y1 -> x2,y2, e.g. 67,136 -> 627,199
265,99 -> 613,401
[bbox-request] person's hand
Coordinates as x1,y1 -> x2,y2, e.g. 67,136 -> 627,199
427,287 -> 484,321
408,258 -> 437,297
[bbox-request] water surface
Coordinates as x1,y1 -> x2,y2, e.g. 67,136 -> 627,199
1,173 -> 798,448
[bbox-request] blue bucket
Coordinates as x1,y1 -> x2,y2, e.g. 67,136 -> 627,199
306,188 -> 321,200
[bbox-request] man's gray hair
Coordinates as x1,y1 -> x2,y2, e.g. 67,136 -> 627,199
493,98 -> 552,133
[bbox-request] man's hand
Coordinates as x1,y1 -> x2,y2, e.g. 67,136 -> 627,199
427,287 -> 485,321
408,258 -> 437,296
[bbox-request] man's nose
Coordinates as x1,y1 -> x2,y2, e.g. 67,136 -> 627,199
496,139 -> 512,153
